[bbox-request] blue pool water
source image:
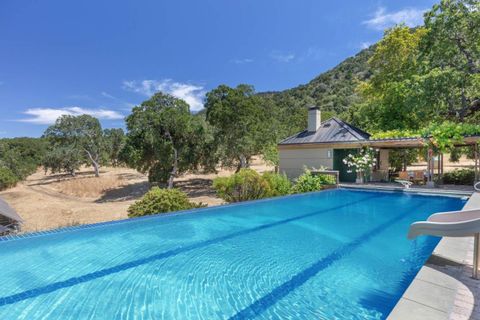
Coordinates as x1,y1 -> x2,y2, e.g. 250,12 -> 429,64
0,189 -> 466,319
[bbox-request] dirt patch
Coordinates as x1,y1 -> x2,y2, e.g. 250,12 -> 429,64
0,158 -> 273,233
50,175 -> 127,198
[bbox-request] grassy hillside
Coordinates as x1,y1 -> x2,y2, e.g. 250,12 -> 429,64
265,45 -> 375,117
199,46 -> 375,140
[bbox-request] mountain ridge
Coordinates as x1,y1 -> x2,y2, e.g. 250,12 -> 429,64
263,45 -> 375,116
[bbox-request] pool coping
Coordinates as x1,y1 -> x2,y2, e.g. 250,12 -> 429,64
340,183 -> 473,197
387,191 -> 480,320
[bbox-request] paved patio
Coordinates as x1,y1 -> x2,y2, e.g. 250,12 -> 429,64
340,182 -> 474,194
388,192 -> 480,320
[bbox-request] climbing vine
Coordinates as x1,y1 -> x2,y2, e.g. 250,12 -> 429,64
421,122 -> 480,152
371,122 -> 480,153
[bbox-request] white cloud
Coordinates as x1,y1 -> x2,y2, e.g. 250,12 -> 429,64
270,51 -> 295,63
19,107 -> 124,125
360,42 -> 372,49
122,79 -> 206,111
101,91 -> 116,99
231,58 -> 254,64
363,7 -> 426,30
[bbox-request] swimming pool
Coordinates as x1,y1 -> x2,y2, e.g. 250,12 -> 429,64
0,189 -> 466,319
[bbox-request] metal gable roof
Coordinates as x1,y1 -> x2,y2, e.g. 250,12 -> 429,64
0,197 -> 23,223
279,117 -> 371,145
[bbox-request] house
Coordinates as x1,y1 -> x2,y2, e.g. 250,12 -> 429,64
278,106 -> 480,184
278,106 -> 393,182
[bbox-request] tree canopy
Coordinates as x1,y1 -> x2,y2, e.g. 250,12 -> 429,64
349,27 -> 428,131
103,128 -> 126,167
348,0 -> 480,132
421,0 -> 480,121
124,92 -> 213,188
205,84 -> 277,171
0,138 -> 47,190
43,114 -> 105,177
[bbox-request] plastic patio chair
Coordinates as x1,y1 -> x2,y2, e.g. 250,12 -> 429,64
412,170 -> 425,184
398,171 -> 410,180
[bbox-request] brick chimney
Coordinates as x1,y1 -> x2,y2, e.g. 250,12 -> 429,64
307,106 -> 321,132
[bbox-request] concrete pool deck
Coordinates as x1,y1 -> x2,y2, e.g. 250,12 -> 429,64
340,182 -> 474,196
388,192 -> 480,320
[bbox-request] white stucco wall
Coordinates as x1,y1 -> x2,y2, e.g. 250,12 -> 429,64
279,147 -> 333,179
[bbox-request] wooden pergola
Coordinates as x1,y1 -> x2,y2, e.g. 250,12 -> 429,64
363,135 -> 480,186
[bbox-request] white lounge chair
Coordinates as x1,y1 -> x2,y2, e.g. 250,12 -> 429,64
395,179 -> 413,189
408,209 -> 480,278
475,181 -> 480,192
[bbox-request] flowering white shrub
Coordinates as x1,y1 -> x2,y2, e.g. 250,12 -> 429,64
342,148 -> 377,181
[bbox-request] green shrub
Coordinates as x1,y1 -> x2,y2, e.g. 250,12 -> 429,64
213,169 -> 270,202
291,169 -> 335,194
317,173 -> 337,185
213,168 -> 336,202
262,172 -> 291,197
0,137 -> 47,180
0,167 -> 18,191
443,169 -> 475,185
128,187 -> 205,218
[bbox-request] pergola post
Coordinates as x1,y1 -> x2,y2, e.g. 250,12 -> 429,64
426,147 -> 435,187
475,143 -> 479,183
439,153 -> 444,182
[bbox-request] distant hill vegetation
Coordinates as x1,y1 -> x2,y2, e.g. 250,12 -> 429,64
196,45 -> 376,138
263,45 -> 375,118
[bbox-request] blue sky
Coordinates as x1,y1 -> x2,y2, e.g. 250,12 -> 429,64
0,0 -> 436,137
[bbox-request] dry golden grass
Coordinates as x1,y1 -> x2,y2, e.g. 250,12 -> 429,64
51,175 -> 126,198
0,161 -> 273,232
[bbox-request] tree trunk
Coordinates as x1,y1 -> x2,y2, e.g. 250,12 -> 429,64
164,130 -> 178,189
168,147 -> 178,189
167,175 -> 174,189
92,161 -> 100,178
85,149 -> 100,177
235,154 -> 248,173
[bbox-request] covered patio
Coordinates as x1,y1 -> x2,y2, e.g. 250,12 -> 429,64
343,135 -> 480,188
278,109 -> 480,188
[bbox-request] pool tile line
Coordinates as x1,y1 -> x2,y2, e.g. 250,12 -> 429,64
5,187 -> 459,245
0,193 -> 386,307
228,202 -> 429,320
0,188 -> 341,243
0,187 -> 458,243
